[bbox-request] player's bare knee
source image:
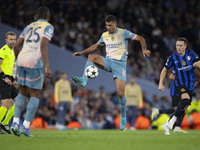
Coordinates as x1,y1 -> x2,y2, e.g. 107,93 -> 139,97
88,54 -> 94,61
19,86 -> 28,97
29,88 -> 41,98
181,93 -> 190,100
117,91 -> 124,98
1,99 -> 11,108
88,54 -> 98,63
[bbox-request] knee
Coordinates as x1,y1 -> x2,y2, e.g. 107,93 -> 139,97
29,89 -> 41,98
88,54 -> 97,63
180,98 -> 191,107
1,99 -> 11,108
181,93 -> 190,100
117,91 -> 124,99
19,89 -> 28,97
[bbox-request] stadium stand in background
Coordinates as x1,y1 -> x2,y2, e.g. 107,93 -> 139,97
0,0 -> 200,130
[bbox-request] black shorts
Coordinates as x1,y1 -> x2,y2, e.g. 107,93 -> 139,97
175,85 -> 193,102
171,95 -> 180,107
0,78 -> 18,100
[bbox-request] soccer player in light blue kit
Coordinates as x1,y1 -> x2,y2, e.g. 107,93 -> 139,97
11,6 -> 54,137
72,15 -> 150,130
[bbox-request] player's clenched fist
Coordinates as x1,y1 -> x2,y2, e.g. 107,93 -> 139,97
73,52 -> 82,57
158,84 -> 165,92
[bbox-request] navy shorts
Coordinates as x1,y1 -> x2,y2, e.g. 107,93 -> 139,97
0,78 -> 18,100
175,85 -> 193,102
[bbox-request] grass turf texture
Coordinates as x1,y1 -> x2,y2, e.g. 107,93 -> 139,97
0,130 -> 200,150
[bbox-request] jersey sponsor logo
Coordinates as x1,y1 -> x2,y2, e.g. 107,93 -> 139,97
178,65 -> 192,71
106,42 -> 123,48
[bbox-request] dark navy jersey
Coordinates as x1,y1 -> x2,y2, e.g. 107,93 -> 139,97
170,71 -> 178,97
165,50 -> 200,91
170,81 -> 176,96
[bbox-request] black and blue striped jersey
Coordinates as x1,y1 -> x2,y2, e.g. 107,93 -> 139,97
165,50 -> 200,91
170,81 -> 176,96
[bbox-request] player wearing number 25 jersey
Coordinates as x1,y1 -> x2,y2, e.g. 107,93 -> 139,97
16,15 -> 54,89
11,6 -> 54,137
18,20 -> 53,69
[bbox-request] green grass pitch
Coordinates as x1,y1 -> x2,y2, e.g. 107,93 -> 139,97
0,130 -> 200,150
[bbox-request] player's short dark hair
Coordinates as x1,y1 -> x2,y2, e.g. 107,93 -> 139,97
177,37 -> 187,45
5,31 -> 16,39
38,6 -> 50,19
105,15 -> 117,22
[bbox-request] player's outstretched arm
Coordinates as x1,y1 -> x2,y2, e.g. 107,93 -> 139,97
41,37 -> 51,78
134,35 -> 150,57
158,67 -> 168,92
73,43 -> 102,57
14,37 -> 24,58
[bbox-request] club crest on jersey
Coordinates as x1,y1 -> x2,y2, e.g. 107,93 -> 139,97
111,36 -> 115,41
181,88 -> 185,92
182,60 -> 186,66
187,56 -> 191,61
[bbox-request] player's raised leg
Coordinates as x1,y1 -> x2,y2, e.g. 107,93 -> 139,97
72,54 -> 104,87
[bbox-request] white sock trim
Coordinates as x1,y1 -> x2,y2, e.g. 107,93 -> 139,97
13,117 -> 20,124
169,116 -> 177,125
23,120 -> 31,128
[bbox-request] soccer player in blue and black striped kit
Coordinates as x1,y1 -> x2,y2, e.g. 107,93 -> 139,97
158,37 -> 200,135
151,72 -> 187,132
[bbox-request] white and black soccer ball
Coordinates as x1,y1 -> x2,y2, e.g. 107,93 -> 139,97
85,65 -> 99,79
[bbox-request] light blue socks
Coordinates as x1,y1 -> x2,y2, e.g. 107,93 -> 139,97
119,96 -> 127,118
14,94 -> 26,118
82,61 -> 94,82
25,97 -> 40,122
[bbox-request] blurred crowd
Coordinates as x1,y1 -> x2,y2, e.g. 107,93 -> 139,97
28,71 -> 200,130
1,0 -> 200,130
1,0 -> 200,85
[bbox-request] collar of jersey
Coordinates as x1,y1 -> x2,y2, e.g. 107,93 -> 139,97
37,19 -> 48,22
108,27 -> 118,35
5,44 -> 12,50
175,49 -> 187,57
